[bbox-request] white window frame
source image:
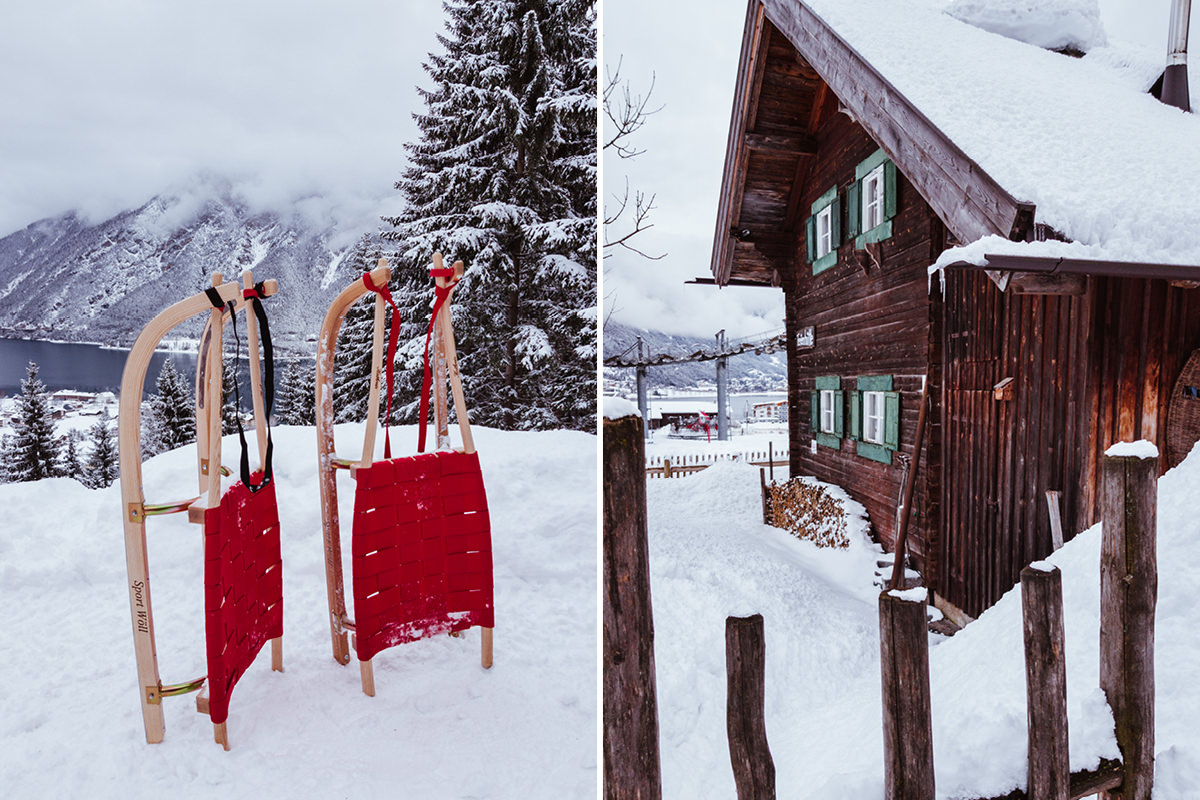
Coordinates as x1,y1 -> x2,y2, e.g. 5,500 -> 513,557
819,389 -> 836,433
861,164 -> 885,232
862,390 -> 886,444
815,204 -> 833,258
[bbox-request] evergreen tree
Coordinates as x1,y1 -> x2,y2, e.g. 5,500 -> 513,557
278,359 -> 317,426
9,361 -> 62,481
144,357 -> 194,455
334,233 -> 388,423
63,428 -> 84,481
221,355 -> 240,435
0,434 -> 15,483
383,0 -> 597,432
83,411 -> 119,489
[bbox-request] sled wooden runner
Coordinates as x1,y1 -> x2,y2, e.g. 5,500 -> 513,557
118,270 -> 281,749
316,254 -> 494,697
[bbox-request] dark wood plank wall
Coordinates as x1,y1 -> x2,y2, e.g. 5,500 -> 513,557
1082,277 -> 1200,522
939,271 -> 1200,617
785,110 -> 942,576
939,271 -> 1086,616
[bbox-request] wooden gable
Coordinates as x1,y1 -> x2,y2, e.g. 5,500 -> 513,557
711,0 -> 1036,287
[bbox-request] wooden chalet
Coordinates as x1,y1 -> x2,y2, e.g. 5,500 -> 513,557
712,0 -> 1200,622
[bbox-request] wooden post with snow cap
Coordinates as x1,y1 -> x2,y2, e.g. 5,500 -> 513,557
603,409 -> 662,800
1021,563 -> 1069,800
878,587 -> 934,800
726,614 -> 775,800
1099,441 -> 1158,800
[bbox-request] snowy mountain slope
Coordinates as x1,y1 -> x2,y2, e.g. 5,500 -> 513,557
602,321 -> 788,394
646,450 -> 1200,798
0,425 -> 597,798
0,189 -> 369,350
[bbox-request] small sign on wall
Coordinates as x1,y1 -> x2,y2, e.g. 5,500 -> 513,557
797,326 -> 815,349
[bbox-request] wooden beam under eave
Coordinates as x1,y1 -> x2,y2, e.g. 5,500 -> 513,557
762,1 -> 1034,246
745,131 -> 817,155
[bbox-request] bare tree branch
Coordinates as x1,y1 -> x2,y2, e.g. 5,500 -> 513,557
604,58 -> 662,158
603,58 -> 666,262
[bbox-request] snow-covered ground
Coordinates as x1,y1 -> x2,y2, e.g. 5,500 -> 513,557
646,448 -> 1200,799
0,424 -> 597,799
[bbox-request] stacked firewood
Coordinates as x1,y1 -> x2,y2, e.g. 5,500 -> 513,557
765,478 -> 848,549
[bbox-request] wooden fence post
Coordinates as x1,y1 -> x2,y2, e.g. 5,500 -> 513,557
664,458 -> 672,479
879,590 -> 935,800
727,615 -> 775,800
603,413 -> 663,800
1099,447 -> 1157,800
760,468 -> 769,524
1021,564 -> 1069,800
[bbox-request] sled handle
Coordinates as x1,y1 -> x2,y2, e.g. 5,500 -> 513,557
430,253 -> 474,455
315,259 -> 391,666
118,276 -> 274,745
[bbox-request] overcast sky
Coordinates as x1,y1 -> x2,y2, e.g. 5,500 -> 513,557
0,0 -> 445,243
601,0 -> 1189,339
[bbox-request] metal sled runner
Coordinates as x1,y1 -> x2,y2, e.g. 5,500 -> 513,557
118,270 -> 282,749
316,255 -> 494,696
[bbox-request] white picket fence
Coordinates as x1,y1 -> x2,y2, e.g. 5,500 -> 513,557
645,448 -> 789,479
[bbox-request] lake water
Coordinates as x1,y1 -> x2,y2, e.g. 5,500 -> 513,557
0,337 -> 306,400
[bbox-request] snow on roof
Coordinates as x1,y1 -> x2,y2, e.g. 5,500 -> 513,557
802,0 -> 1200,267
946,0 -> 1106,53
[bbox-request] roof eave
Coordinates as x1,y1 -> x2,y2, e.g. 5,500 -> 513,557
710,0 -> 769,286
944,254 -> 1200,283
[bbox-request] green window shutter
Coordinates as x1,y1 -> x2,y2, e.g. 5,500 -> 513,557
810,389 -> 820,432
846,181 -> 861,239
833,390 -> 844,437
849,390 -> 861,440
830,194 -> 842,248
883,390 -> 900,450
806,215 -> 816,263
883,160 -> 898,220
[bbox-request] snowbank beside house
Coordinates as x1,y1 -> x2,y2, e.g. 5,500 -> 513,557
648,447 -> 1200,798
946,0 -> 1107,53
0,425 -> 596,799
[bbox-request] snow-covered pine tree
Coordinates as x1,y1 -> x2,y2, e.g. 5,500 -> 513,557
278,359 -> 317,426
0,435 -> 13,483
221,356 -> 240,435
63,428 -> 84,481
8,361 -> 62,481
334,233 -> 389,423
383,0 -> 597,432
145,357 -> 194,454
84,411 -> 118,489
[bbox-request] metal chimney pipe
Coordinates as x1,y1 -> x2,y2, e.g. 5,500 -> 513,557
1163,0 -> 1192,111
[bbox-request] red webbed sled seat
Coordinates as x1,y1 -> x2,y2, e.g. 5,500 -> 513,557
351,448 -> 494,660
316,255 -> 494,695
200,276 -> 283,740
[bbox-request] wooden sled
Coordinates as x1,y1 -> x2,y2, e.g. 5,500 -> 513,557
316,255 -> 494,697
118,270 -> 282,750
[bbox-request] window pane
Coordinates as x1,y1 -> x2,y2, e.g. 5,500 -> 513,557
817,207 -> 832,257
821,390 -> 835,432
